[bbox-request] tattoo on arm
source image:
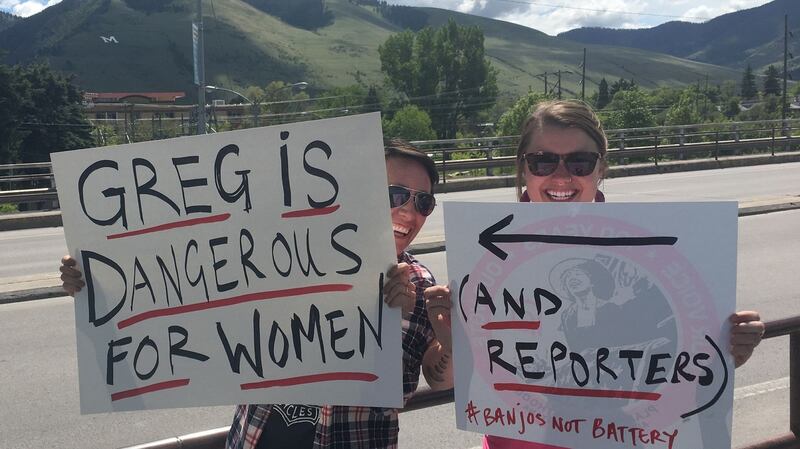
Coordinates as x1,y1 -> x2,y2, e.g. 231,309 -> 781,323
424,351 -> 451,384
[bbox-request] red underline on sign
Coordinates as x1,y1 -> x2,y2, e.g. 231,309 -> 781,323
106,213 -> 231,239
481,321 -> 541,330
117,283 -> 353,330
241,372 -> 379,390
493,383 -> 661,401
281,204 -> 340,218
110,378 -> 190,402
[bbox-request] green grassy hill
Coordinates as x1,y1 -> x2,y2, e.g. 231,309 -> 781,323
0,0 -> 742,98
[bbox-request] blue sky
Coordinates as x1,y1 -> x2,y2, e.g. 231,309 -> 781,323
1,0 -> 774,35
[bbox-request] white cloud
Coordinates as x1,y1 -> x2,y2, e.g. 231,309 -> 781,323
0,0 -> 60,17
388,0 -> 775,35
680,6 -> 719,23
495,0 -> 653,35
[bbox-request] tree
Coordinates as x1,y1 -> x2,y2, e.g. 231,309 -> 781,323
741,64 -> 757,99
315,85 -> 367,118
763,65 -> 781,97
495,91 -> 552,137
363,85 -> 382,113
596,78 -> 610,110
603,89 -> 654,130
0,63 -> 93,163
379,19 -> 498,140
609,78 -> 636,98
723,97 -> 741,119
665,89 -> 700,126
0,64 -> 23,163
382,104 -> 436,141
242,0 -> 333,30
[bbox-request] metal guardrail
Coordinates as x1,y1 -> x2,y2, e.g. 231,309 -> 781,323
120,314 -> 800,449
0,162 -> 59,210
2,120 -> 800,207
412,119 -> 800,183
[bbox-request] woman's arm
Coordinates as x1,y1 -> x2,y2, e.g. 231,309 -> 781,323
421,284 -> 454,390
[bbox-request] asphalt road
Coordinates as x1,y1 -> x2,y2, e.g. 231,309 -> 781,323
0,209 -> 796,449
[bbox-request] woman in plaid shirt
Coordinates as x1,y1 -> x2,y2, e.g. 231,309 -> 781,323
223,140 -> 454,449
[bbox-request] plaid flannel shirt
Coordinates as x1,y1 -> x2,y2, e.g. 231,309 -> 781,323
226,251 -> 436,449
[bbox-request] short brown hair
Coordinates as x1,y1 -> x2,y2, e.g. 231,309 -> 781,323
384,138 -> 439,187
515,100 -> 608,199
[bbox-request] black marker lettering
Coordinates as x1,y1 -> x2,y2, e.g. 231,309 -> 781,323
168,325 -> 209,374
331,223 -> 361,275
130,256 -> 155,311
156,245 -> 183,306
326,310 -> 354,359
132,158 -> 180,223
291,305 -> 325,363
214,144 -> 252,212
488,339 -> 516,374
268,321 -> 289,367
133,336 -> 159,380
217,309 -> 263,377
82,250 -> 127,327
294,228 -> 325,277
106,336 -> 132,385
271,233 -> 292,277
280,131 -> 291,207
172,155 -> 212,214
210,236 -> 237,292
239,228 -> 266,286
303,140 -> 339,208
185,239 -> 209,301
358,273 -> 384,356
78,160 -> 127,228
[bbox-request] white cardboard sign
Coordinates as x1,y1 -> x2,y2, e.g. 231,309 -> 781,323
52,113 -> 403,413
444,201 -> 737,449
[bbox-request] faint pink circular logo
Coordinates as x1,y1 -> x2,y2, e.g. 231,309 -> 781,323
456,212 -> 727,439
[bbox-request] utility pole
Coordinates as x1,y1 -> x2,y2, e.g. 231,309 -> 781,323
783,13 -> 789,123
194,0 -> 206,134
557,70 -> 562,100
581,48 -> 586,101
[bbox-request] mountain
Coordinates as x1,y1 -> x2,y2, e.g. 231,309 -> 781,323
558,0 -> 800,75
0,11 -> 19,32
0,0 -> 741,98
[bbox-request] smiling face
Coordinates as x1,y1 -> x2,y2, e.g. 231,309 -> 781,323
523,124 -> 602,203
386,156 -> 432,256
564,268 -> 592,296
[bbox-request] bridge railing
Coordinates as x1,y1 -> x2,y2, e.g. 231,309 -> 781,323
119,314 -> 800,449
2,119 -> 800,207
0,162 -> 59,210
411,118 -> 800,183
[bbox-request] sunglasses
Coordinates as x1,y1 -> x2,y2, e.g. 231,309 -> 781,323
388,185 -> 436,216
523,151 -> 601,177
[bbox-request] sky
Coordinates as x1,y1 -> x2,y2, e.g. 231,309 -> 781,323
0,0 -> 775,35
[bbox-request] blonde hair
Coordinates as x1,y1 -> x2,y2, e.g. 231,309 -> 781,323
514,100 -> 608,200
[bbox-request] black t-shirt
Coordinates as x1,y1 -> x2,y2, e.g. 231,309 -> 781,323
256,404 -> 321,449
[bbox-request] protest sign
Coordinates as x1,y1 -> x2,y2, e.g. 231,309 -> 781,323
444,201 -> 738,449
52,113 -> 403,413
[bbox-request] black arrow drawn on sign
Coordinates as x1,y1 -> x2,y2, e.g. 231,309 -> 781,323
478,214 -> 679,261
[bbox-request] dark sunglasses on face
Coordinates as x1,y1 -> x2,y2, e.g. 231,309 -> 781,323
522,151 -> 601,177
388,185 -> 436,216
